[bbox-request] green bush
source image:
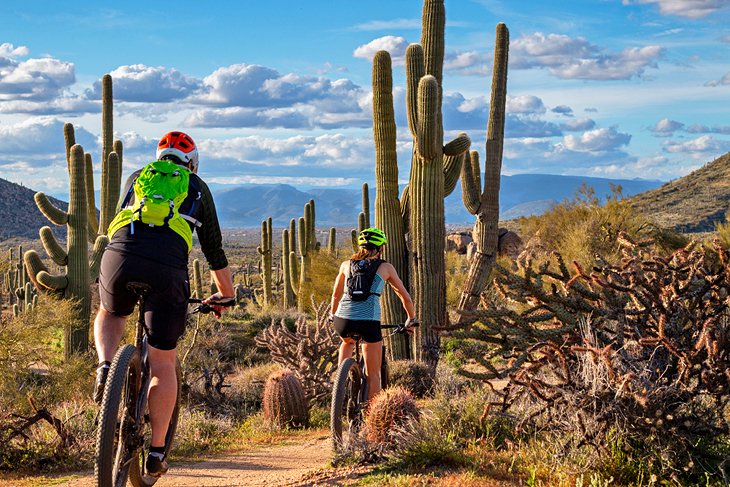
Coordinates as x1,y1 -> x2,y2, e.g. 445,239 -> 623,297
387,360 -> 434,398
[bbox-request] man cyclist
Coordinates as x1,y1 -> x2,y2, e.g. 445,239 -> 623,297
93,131 -> 234,477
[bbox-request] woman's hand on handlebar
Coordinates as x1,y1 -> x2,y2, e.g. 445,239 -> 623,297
404,316 -> 419,334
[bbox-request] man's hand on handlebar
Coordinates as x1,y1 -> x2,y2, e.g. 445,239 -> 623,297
200,292 -> 236,318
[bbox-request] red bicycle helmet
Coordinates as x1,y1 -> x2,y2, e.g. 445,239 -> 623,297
156,131 -> 199,172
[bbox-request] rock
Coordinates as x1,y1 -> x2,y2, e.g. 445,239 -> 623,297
498,229 -> 523,259
446,232 -> 472,254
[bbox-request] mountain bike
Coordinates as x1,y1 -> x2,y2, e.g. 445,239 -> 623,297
94,282 -> 233,487
330,322 -> 418,451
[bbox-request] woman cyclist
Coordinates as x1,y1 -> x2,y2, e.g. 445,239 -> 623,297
330,227 -> 416,400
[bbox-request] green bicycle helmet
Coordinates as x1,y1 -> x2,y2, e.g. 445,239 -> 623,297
358,227 -> 388,247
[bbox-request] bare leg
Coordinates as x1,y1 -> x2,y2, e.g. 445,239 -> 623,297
362,341 -> 383,400
338,337 -> 355,365
147,345 -> 178,448
94,307 -> 127,363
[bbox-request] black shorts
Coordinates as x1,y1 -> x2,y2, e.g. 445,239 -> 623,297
333,316 -> 383,343
99,249 -> 190,351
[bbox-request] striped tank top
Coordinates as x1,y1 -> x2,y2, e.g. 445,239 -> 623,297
335,268 -> 385,322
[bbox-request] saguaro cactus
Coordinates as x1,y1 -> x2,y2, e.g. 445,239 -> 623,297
24,144 -> 109,358
257,217 -> 273,306
361,182 -> 371,229
298,215 -> 310,312
282,228 -> 296,308
458,23 -> 509,314
328,227 -> 337,255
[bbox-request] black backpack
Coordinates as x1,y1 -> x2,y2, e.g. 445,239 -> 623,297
346,259 -> 383,301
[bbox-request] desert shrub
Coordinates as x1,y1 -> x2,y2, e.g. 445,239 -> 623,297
432,360 -> 472,396
447,235 -> 730,481
517,184 -> 687,268
387,360 -> 434,398
297,250 -> 340,315
173,409 -> 234,457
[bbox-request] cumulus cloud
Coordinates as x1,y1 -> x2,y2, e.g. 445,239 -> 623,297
563,127 -> 631,152
507,95 -> 546,115
623,0 -> 730,19
0,96 -> 99,115
560,118 -> 596,132
664,135 -> 730,154
552,105 -> 573,117
353,36 -> 409,63
650,118 -> 684,136
85,65 -> 201,102
0,43 -> 29,58
686,124 -> 730,134
444,50 -> 490,76
511,32 -> 662,80
0,53 -> 75,101
0,117 -> 96,161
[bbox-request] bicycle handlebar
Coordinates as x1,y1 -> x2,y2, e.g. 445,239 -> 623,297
188,297 -> 236,316
381,322 -> 420,334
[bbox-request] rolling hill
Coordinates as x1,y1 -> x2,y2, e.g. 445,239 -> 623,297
629,152 -> 730,233
0,178 -> 67,241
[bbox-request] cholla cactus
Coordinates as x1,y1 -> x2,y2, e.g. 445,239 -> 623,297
363,386 -> 420,445
255,300 -> 338,405
262,369 -> 308,429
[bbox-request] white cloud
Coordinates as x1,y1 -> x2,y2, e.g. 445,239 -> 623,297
650,118 -> 684,136
560,118 -> 596,132
353,36 -> 409,63
0,43 -> 29,58
507,95 -> 546,114
686,124 -> 730,134
664,135 -> 730,154
85,64 -> 201,102
0,117 -> 96,161
0,55 -> 75,101
511,32 -> 662,80
0,96 -> 99,115
563,127 -> 631,152
444,50 -> 490,75
623,0 -> 730,19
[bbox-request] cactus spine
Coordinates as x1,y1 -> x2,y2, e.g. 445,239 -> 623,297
457,23 -> 509,314
257,217 -> 273,306
262,369 -> 309,428
25,144 -> 109,358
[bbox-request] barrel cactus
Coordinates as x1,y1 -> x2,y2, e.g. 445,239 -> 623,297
262,369 -> 309,428
363,386 -> 420,445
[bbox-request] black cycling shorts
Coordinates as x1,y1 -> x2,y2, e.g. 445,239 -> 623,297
333,316 -> 383,343
99,249 -> 190,351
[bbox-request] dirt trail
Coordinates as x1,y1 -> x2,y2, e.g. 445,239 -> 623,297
10,435 -> 334,487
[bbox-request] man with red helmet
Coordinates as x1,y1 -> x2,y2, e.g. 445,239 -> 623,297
94,131 -> 234,477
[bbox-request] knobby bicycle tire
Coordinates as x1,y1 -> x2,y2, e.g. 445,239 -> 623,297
330,357 -> 362,452
128,359 -> 182,487
95,344 -> 141,487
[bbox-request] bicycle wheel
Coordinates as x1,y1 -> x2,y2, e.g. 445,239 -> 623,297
95,344 -> 141,487
330,357 -> 363,451
128,359 -> 182,487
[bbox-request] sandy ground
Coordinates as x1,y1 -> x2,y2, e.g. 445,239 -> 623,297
1,434 -> 337,487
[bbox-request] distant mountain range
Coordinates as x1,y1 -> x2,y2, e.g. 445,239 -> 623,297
211,173 -> 662,227
0,173 -> 663,240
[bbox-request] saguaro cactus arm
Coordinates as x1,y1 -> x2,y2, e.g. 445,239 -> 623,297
35,193 -> 68,225
461,150 -> 482,215
40,226 -> 68,266
89,236 -> 109,281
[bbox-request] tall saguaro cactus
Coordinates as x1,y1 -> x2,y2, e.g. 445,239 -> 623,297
373,50 -> 411,360
24,144 -> 109,358
258,217 -> 273,306
458,23 -> 509,315
298,215 -> 311,312
372,0 -> 471,363
282,228 -> 296,308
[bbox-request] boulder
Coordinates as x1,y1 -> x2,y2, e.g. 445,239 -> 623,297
498,229 -> 523,259
446,232 -> 472,254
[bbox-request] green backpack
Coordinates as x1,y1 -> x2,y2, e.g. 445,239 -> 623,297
108,160 -> 194,250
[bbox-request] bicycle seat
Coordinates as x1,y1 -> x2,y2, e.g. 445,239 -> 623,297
126,282 -> 152,297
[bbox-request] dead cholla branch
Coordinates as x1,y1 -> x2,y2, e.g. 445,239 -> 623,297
255,299 -> 339,406
0,396 -> 77,450
447,232 -> 730,475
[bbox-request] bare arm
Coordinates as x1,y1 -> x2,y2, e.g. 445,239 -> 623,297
210,266 -> 235,298
382,263 -> 415,320
330,261 -> 348,316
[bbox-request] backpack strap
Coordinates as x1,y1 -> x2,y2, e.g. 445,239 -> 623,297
180,176 -> 203,228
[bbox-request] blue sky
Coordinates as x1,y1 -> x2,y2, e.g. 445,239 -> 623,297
1,0 -> 729,195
